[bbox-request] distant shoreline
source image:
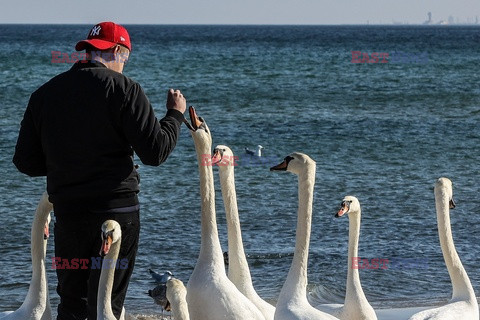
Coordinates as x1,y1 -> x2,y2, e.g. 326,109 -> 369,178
1,23 -> 480,26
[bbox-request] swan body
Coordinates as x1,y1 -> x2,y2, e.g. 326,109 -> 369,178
407,178 -> 478,320
166,278 -> 190,320
270,153 -> 338,320
0,192 -> 52,320
185,107 -> 265,320
213,145 -> 275,320
97,220 -> 125,320
317,196 -> 377,320
374,307 -> 431,320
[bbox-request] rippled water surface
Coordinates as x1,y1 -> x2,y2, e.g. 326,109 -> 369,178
0,25 -> 479,318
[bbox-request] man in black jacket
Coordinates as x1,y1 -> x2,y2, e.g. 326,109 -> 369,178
13,21 -> 186,320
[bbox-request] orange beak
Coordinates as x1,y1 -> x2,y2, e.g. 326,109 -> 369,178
188,106 -> 203,131
335,201 -> 350,218
270,159 -> 288,171
43,222 -> 49,240
211,148 -> 223,165
100,234 -> 113,257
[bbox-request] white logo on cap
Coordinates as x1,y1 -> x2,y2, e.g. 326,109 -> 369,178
120,36 -> 125,41
90,25 -> 102,36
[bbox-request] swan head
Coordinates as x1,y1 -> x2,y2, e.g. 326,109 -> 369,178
166,277 -> 188,302
44,213 -> 51,240
269,152 -> 315,175
336,195 -> 360,218
435,177 -> 456,209
99,220 -> 121,257
212,145 -> 234,167
149,278 -> 187,312
39,192 -> 53,239
187,106 -> 211,144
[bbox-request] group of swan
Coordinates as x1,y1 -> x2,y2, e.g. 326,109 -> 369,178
3,107 -> 478,320
185,106 -> 266,320
174,107 -> 477,320
213,144 -> 276,319
0,194 -> 126,320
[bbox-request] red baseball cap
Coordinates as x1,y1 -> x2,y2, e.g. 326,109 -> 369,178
75,21 -> 131,51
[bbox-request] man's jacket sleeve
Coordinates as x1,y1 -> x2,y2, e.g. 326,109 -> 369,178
121,84 -> 183,166
12,95 -> 47,176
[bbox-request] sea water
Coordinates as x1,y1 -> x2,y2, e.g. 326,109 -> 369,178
0,24 -> 479,318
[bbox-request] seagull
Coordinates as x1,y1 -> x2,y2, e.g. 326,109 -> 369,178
245,145 -> 263,157
148,283 -> 171,316
148,269 -> 174,318
149,269 -> 174,284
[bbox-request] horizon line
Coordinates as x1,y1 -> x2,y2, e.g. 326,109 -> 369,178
1,22 -> 480,26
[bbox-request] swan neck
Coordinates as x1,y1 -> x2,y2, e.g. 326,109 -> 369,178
23,200 -> 51,310
436,188 -> 475,301
219,165 -> 252,285
345,210 -> 366,304
282,166 -> 315,299
97,239 -> 121,319
194,136 -> 223,262
173,299 -> 190,320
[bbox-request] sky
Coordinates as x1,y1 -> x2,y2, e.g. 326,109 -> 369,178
1,0 -> 479,25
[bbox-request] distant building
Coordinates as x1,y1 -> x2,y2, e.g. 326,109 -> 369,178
423,12 -> 432,25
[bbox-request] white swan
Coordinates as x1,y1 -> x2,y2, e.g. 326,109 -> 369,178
270,152 -> 338,320
97,220 -> 126,320
407,177 -> 479,320
0,192 -> 52,320
185,106 -> 265,320
317,196 -> 377,320
166,278 -> 190,320
212,145 -> 276,320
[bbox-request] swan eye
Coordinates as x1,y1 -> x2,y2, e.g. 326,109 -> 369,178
102,230 -> 114,240
341,200 -> 352,211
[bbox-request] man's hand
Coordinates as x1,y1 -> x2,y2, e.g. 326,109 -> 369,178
166,89 -> 186,114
